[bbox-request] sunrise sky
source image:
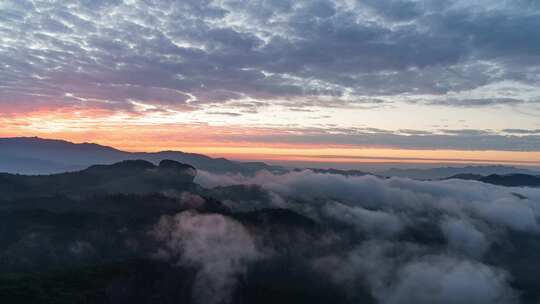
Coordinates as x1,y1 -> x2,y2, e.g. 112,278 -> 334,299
1,0 -> 540,167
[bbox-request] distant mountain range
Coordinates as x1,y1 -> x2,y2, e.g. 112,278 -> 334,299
0,137 -> 283,175
379,165 -> 540,180
1,137 -> 539,183
446,173 -> 540,188
294,168 -> 370,176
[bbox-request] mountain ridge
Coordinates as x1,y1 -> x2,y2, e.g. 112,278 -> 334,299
446,173 -> 540,187
380,165 -> 539,179
2,137 -> 539,180
0,159 -> 198,200
0,137 -> 283,175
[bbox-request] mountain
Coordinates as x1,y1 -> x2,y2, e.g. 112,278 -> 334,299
2,159 -> 540,303
380,165 -> 540,180
0,137 -> 283,175
294,168 -> 370,176
447,173 -> 540,187
0,159 -> 198,200
0,159 -> 336,304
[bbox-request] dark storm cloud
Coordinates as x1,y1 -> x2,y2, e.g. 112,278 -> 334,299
1,0 -> 539,113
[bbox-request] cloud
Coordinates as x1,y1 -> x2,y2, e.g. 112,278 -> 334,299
503,129 -> 540,135
1,0 -> 539,116
3,0 -> 540,154
313,241 -> 517,304
192,169 -> 540,302
385,255 -> 517,304
196,170 -> 540,235
441,218 -> 490,258
205,111 -> 243,117
151,211 -> 260,304
321,200 -> 405,237
214,127 -> 540,151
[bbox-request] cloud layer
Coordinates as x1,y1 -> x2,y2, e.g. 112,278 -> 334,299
2,0 -> 540,152
2,0 -> 540,112
190,169 -> 540,303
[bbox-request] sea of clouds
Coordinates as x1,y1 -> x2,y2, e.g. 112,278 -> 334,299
151,170 -> 540,303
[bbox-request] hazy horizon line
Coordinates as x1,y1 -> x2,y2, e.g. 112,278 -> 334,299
3,135 -> 540,170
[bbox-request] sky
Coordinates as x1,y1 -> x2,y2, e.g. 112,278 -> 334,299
1,0 -> 540,167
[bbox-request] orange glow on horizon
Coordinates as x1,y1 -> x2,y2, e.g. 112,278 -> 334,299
2,109 -> 540,168
1,131 -> 539,167
164,147 -> 540,167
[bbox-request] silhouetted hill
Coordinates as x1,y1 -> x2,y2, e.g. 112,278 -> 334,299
380,165 -> 539,179
0,137 -> 283,175
294,168 -> 370,176
445,173 -> 484,180
447,173 -> 540,187
0,160 -> 197,200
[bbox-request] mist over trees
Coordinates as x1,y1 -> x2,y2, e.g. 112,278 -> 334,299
1,160 -> 540,303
